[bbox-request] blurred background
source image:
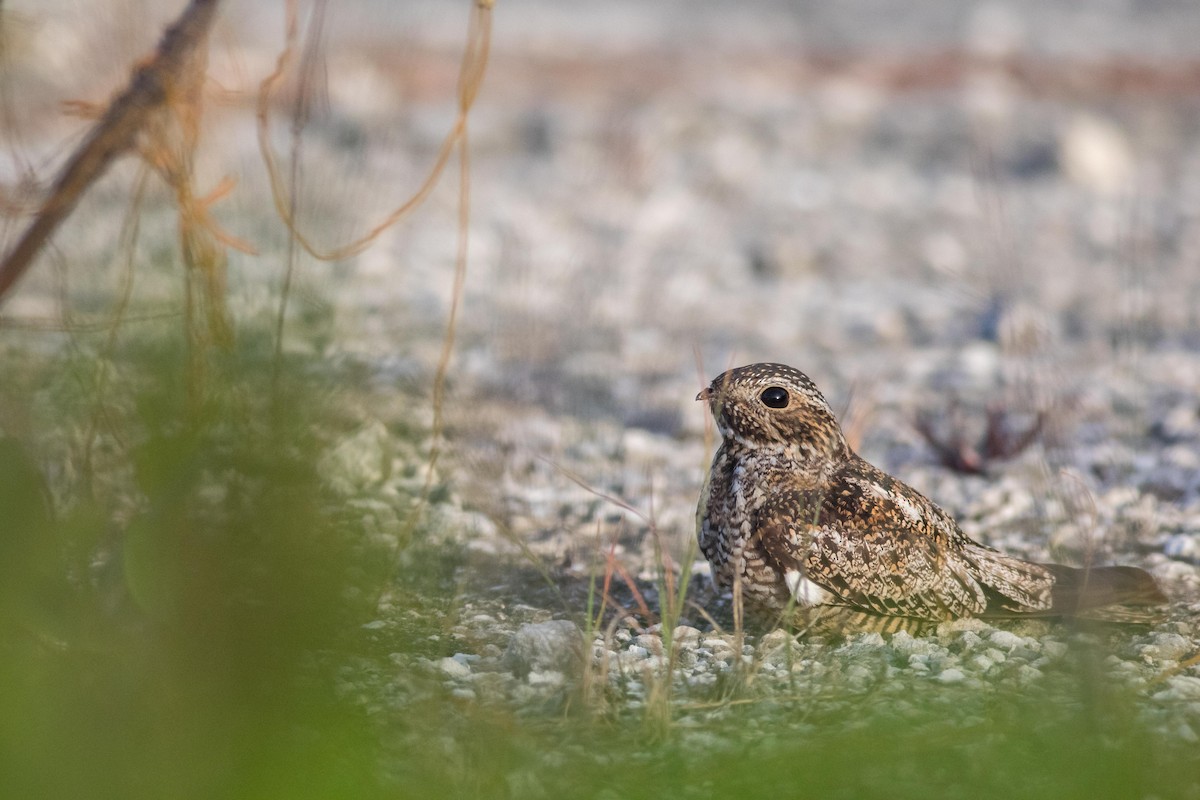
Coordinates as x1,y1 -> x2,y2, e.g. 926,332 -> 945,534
2,1 -> 1200,796
5,0 -> 1200,665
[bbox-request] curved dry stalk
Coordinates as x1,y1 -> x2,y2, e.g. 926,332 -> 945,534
79,164 -> 153,482
271,0 -> 327,386
0,0 -> 224,307
257,0 -> 494,515
255,0 -> 494,262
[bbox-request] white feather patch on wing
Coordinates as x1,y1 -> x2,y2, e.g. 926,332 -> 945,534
865,479 -> 923,524
784,569 -> 834,607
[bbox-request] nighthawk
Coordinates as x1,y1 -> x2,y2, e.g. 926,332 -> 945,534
696,363 -> 1167,632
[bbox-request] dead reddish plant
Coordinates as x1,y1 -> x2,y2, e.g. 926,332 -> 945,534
915,400 -> 1045,474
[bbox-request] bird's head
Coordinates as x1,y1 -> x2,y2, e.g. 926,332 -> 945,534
697,363 -> 847,459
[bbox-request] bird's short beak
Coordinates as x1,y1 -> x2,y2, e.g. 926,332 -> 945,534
696,387 -> 712,401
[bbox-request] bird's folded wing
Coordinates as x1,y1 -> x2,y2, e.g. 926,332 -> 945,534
752,487 -> 988,621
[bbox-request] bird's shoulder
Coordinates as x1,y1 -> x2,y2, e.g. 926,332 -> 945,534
817,455 -> 961,542
749,451 -> 958,538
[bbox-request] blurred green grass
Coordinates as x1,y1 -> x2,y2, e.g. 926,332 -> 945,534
1,330 -> 1198,800
0,330 -> 401,799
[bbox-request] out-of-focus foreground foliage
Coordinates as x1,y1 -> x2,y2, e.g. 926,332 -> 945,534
0,331 -> 405,799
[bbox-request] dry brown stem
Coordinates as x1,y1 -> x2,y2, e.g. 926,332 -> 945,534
0,0 -> 224,306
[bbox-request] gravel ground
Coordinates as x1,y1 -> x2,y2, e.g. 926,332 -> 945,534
324,0 -> 1200,725
6,0 -> 1200,734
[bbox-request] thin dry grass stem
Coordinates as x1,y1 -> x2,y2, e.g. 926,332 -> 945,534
135,26 -> 259,400
605,545 -> 655,624
1056,468 -> 1104,614
259,0 -> 494,553
557,459 -> 701,731
421,90 -> 474,501
547,459 -> 658,530
588,607 -> 636,714
491,519 -> 567,610
1058,468 -> 1101,558
272,0 -> 327,389
255,0 -> 493,262
544,460 -> 676,628
78,164 -> 152,484
0,0 -> 224,307
580,530 -> 604,711
968,142 -> 1024,295
595,538 -> 615,622
255,0 -> 493,517
1151,650 -> 1200,684
686,600 -> 726,634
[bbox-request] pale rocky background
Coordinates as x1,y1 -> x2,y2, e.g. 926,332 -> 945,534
4,0 -> 1200,673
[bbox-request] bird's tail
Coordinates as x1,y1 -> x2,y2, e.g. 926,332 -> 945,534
1041,563 -> 1169,624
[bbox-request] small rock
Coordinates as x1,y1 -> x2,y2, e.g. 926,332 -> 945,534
938,668 -> 966,684
1150,633 -> 1192,662
936,618 -> 991,637
988,630 -> 1024,651
955,631 -> 984,652
527,670 -> 566,688
635,634 -> 664,656
1013,664 -> 1043,685
1164,533 -> 1198,562
846,664 -> 875,686
503,620 -> 584,678
758,629 -> 790,651
702,637 -> 735,658
625,645 -> 649,660
1060,114 -> 1134,196
970,655 -> 994,672
438,657 -> 472,679
891,631 -> 937,657
1163,676 -> 1200,701
320,420 -> 392,494
1041,640 -> 1068,660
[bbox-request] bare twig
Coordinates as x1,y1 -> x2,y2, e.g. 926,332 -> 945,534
0,0 -> 223,306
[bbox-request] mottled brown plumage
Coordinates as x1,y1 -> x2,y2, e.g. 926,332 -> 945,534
696,363 -> 1167,630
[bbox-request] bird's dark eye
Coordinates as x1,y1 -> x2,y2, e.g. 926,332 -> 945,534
760,387 -> 789,409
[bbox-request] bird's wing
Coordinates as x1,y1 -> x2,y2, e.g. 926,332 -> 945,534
752,474 -> 991,620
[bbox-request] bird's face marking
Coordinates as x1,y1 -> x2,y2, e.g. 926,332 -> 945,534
697,363 -> 846,458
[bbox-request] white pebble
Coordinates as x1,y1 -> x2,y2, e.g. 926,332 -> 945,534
438,657 -> 472,679
988,630 -> 1023,650
938,668 -> 966,684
